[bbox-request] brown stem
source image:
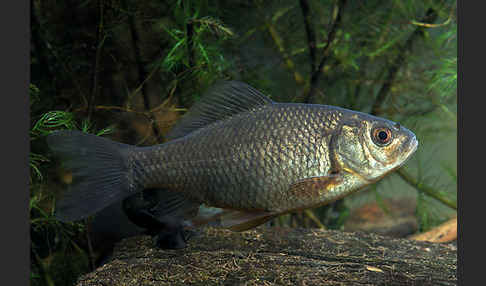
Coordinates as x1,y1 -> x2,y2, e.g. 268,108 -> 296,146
124,0 -> 163,142
370,8 -> 438,115
304,0 -> 347,104
267,23 -> 305,85
396,169 -> 457,210
366,9 -> 452,211
350,42 -> 370,109
32,250 -> 55,286
299,0 -> 317,75
259,1 -> 304,86
87,0 -> 105,121
186,20 -> 195,69
85,220 -> 96,271
304,209 -> 325,229
73,103 -> 186,115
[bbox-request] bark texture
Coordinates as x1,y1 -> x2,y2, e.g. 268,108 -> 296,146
75,227 -> 457,286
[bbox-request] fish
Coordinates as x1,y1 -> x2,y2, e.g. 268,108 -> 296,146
47,80 -> 418,232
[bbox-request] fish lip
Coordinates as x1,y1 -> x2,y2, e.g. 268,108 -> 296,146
407,134 -> 419,158
395,134 -> 419,169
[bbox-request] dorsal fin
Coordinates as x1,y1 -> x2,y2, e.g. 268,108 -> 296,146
166,81 -> 274,140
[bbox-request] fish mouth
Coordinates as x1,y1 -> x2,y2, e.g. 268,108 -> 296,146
395,134 -> 419,170
405,135 -> 418,159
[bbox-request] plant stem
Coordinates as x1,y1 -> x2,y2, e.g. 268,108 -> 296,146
304,0 -> 347,104
85,220 -> 96,271
397,168 -> 457,210
371,8 -> 438,115
299,0 -> 317,76
87,0 -> 105,122
304,209 -> 325,229
124,0 -> 163,142
266,21 -> 304,85
186,20 -> 195,69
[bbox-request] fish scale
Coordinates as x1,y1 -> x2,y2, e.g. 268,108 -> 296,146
131,104 -> 345,212
47,81 -> 417,231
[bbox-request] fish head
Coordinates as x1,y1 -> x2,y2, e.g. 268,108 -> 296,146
332,113 -> 418,183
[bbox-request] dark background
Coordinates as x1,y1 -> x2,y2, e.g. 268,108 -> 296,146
26,1 -> 457,285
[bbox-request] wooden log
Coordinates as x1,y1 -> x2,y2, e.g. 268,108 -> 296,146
76,227 -> 457,286
409,216 -> 457,243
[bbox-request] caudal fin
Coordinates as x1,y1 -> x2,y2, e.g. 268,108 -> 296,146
47,130 -> 138,222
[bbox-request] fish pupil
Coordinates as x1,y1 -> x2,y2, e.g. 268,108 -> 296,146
378,131 -> 388,141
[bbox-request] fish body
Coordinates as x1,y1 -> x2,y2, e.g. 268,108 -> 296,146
48,81 -> 418,231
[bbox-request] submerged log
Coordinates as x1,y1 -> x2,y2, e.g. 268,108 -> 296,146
409,216 -> 458,243
76,227 -> 457,286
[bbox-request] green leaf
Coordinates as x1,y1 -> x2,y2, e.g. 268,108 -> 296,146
163,38 -> 187,70
95,125 -> 116,136
30,153 -> 49,182
31,111 -> 77,137
161,25 -> 184,41
198,42 -> 210,64
368,32 -> 407,59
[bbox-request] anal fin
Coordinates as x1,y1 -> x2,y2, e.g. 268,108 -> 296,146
189,207 -> 276,232
219,210 -> 276,232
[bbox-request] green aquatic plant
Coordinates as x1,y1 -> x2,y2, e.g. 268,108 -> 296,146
29,85 -> 116,286
29,0 -> 456,283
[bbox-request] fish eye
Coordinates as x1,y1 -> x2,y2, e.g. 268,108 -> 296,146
372,127 -> 392,146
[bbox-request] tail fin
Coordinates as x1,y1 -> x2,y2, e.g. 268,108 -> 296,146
47,130 -> 139,222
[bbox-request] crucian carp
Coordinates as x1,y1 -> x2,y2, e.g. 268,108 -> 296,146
48,81 -> 418,232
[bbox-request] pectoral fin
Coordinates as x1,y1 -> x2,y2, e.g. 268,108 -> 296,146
287,174 -> 343,205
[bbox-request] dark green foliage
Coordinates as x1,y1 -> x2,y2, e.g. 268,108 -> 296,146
157,1 -> 235,106
29,82 -> 116,285
30,0 -> 456,284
